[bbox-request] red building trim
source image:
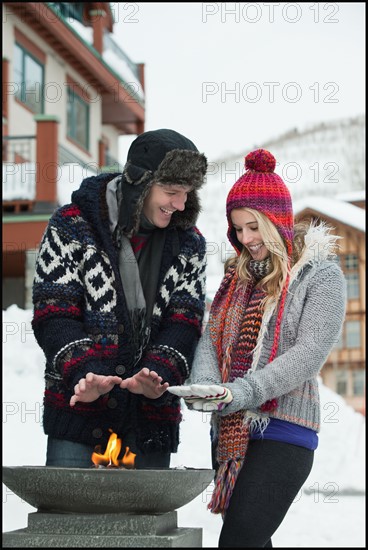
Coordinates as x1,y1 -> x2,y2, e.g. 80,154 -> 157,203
14,27 -> 47,64
3,58 -> 10,121
66,74 -> 93,103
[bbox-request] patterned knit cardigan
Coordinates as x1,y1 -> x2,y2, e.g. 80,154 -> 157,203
32,174 -> 206,454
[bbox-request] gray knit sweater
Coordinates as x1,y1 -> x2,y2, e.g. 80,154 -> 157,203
189,223 -> 347,433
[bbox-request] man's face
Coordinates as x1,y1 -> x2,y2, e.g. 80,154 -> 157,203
143,183 -> 193,228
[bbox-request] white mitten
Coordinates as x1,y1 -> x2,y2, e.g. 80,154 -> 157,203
191,399 -> 224,412
167,384 -> 233,411
167,385 -> 197,398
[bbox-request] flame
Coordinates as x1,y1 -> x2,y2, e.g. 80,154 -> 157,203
121,445 -> 136,468
91,431 -> 136,468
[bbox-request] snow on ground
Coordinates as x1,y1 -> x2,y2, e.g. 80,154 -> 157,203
2,306 -> 365,546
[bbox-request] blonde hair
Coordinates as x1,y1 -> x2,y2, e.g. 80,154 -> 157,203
225,208 -> 308,308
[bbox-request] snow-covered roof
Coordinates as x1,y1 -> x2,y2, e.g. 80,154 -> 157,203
335,189 -> 366,202
67,17 -> 93,44
294,196 -> 366,233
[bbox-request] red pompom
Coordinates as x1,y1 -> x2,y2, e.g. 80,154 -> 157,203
245,149 -> 276,173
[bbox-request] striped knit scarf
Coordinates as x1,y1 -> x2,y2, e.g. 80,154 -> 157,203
208,257 -> 279,515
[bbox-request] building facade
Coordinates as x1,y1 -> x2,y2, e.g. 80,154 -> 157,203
3,2 -> 145,308
294,192 -> 366,416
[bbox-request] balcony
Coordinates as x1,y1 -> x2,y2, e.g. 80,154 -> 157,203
102,31 -> 144,102
3,136 -> 36,213
3,132 -> 124,214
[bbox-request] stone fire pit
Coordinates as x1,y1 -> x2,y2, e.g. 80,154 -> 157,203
2,466 -> 215,547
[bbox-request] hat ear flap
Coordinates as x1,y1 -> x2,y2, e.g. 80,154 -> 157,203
170,189 -> 201,229
118,163 -> 153,236
123,161 -> 153,186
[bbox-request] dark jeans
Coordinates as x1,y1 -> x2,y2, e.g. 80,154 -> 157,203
46,432 -> 171,470
213,439 -> 314,548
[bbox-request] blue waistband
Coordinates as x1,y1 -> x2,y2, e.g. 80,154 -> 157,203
250,417 -> 318,450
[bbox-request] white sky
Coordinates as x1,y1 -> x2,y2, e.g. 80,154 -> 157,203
112,2 -> 365,161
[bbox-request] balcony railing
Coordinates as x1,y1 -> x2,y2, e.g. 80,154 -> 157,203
58,143 -> 98,173
2,133 -> 125,211
2,137 -> 101,207
3,135 -> 36,164
103,31 -> 144,102
103,31 -> 140,81
3,136 -> 37,202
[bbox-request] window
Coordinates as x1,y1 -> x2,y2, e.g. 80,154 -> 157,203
340,254 -> 360,300
345,254 -> 359,270
14,43 -> 44,114
335,320 -> 362,350
346,272 -> 360,300
346,320 -> 361,349
336,370 -> 348,396
353,370 -> 365,396
67,88 -> 89,150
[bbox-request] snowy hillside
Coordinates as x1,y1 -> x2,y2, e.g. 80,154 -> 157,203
197,114 -> 365,296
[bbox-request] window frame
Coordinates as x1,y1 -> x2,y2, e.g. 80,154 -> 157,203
14,42 -> 45,114
67,86 -> 90,151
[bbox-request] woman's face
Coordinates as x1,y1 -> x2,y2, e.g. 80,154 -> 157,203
230,209 -> 269,261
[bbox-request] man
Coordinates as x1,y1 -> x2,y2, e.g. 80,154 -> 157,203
32,129 -> 208,468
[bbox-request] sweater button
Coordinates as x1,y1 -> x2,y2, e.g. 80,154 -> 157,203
116,364 -> 126,375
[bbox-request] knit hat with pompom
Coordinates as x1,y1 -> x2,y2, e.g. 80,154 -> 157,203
226,149 -> 294,257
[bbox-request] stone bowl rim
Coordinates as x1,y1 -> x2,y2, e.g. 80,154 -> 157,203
3,465 -> 215,476
2,465 -> 215,514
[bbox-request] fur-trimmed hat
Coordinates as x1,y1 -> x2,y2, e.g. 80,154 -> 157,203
119,129 -> 208,236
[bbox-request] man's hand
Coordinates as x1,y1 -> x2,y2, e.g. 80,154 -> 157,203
70,373 -> 123,407
119,367 -> 169,399
167,384 -> 233,411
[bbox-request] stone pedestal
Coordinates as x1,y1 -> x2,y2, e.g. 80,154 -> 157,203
3,510 -> 202,547
2,466 -> 214,547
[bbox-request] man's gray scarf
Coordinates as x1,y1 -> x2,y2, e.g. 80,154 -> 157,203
106,176 -> 164,364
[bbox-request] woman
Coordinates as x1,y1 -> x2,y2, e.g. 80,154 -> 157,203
168,149 -> 346,547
